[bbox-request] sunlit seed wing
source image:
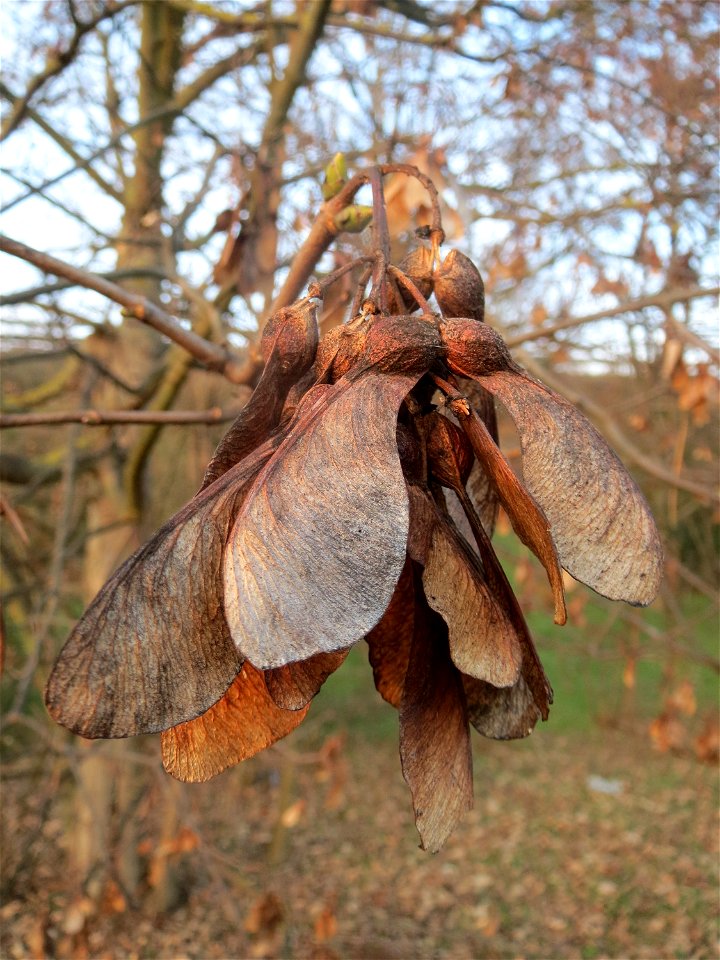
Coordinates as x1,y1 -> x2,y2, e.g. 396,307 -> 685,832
45,440 -> 278,739
400,577 -> 473,853
365,556 -> 415,708
161,662 -> 308,782
264,648 -> 350,711
451,399 -> 567,625
415,488 -> 522,687
200,300 -> 318,491
463,673 -> 542,740
224,373 -> 418,668
482,369 -> 664,605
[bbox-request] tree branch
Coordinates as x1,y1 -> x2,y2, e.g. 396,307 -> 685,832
0,235 -> 251,383
1,0 -> 139,141
0,407 -> 244,429
507,285 -> 720,355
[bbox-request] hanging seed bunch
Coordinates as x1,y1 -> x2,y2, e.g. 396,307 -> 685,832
46,163 -> 662,852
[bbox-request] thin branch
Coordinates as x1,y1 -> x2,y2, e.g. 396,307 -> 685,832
0,407 -> 244,429
2,41 -> 261,215
0,235 -> 251,383
1,0 -> 139,141
506,286 -> 720,353
1,267 -> 170,306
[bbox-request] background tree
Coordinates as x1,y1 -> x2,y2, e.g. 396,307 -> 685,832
1,0 -> 718,951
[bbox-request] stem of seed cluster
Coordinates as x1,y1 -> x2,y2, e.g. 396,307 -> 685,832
387,264 -> 434,315
368,167 -> 391,313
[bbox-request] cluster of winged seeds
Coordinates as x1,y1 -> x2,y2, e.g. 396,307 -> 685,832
46,246 -> 662,851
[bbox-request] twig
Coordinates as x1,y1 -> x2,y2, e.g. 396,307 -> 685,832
0,407 -> 244,429
507,285 -> 720,353
0,235 -> 251,383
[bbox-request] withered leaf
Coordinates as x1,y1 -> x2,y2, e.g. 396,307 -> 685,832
482,369 -> 664,605
366,557 -> 415,708
44,439 -> 278,739
200,299 -> 318,490
264,648 -> 350,711
399,576 -> 473,853
224,373 -> 420,668
161,663 -> 308,782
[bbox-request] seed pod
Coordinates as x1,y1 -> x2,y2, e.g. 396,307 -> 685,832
440,317 -> 512,379
425,412 -> 474,490
434,249 -> 485,323
363,314 -> 443,376
314,321 -> 369,383
260,298 -> 319,375
389,246 -> 434,312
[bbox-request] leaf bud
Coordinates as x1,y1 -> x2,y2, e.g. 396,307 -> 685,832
334,204 -> 373,233
322,152 -> 347,200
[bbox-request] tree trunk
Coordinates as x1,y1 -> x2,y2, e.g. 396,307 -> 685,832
72,0 -> 187,909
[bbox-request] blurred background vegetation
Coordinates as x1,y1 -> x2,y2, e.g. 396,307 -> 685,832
1,1 -> 718,957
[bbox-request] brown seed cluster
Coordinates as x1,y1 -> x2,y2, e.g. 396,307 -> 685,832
46,236 -> 663,852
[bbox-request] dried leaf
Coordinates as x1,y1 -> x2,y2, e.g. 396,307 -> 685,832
45,440 -> 280,739
399,577 -> 473,853
161,663 -> 308,782
224,373 -> 418,668
264,648 -> 350,710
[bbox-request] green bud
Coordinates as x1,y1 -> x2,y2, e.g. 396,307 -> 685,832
322,152 -> 348,200
334,204 -> 373,233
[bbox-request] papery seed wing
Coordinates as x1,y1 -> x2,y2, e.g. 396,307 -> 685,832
482,369 -> 663,605
264,649 -> 350,711
45,440 -> 278,739
419,494 -> 523,687
463,674 -> 542,740
452,401 -> 567,625
224,373 -> 418,669
200,300 -> 318,491
400,575 -> 473,853
161,662 -> 308,782
459,377 -> 500,533
366,557 -> 415,708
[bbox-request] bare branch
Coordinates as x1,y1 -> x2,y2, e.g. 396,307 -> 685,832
0,407 -> 244,429
0,235 -> 252,383
507,286 -> 720,355
1,0 -> 139,141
